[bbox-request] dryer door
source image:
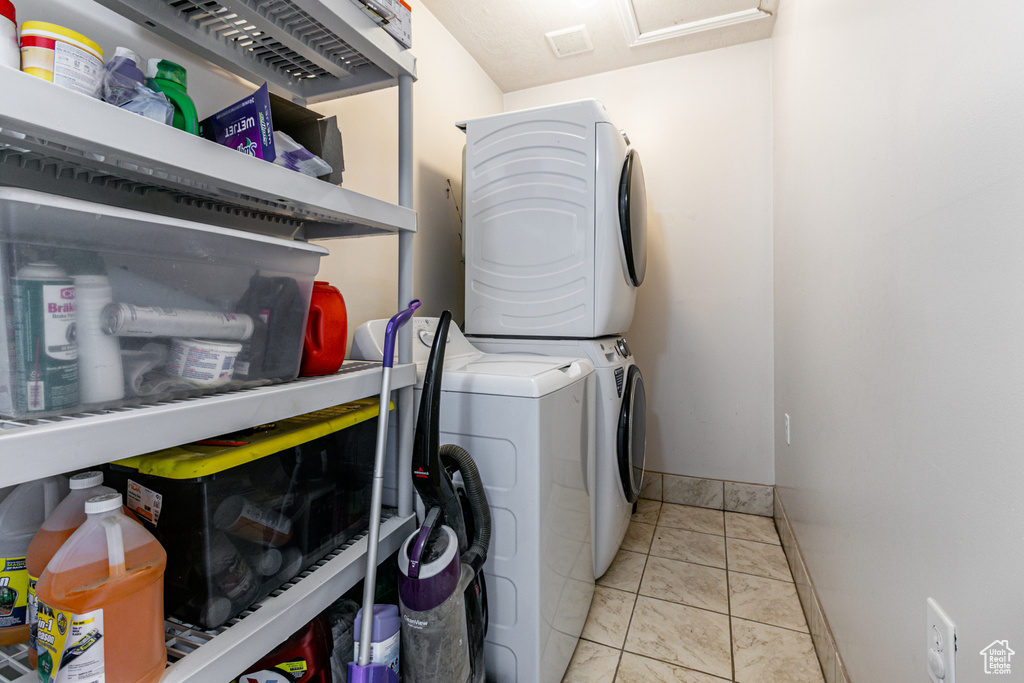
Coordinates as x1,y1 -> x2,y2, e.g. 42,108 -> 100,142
617,364 -> 647,503
618,148 -> 648,287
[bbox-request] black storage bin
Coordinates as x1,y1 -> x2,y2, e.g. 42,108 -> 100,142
104,399 -> 383,628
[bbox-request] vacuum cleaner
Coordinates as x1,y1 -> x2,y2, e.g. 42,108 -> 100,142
397,310 -> 491,683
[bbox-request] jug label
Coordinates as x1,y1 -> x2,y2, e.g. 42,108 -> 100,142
234,660 -> 308,683
36,605 -> 104,683
126,479 -> 164,525
27,574 -> 38,656
0,556 -> 28,628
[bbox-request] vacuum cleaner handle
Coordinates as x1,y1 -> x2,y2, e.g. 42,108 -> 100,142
382,299 -> 420,368
408,506 -> 442,579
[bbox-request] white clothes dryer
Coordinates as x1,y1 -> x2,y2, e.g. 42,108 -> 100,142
351,318 -> 596,683
470,335 -> 646,579
459,99 -> 648,338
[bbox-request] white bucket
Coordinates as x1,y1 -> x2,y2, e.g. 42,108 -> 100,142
166,337 -> 242,388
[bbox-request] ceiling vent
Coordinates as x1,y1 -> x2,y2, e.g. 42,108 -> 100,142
545,25 -> 595,58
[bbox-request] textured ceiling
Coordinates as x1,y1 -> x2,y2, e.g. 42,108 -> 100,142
418,0 -> 779,92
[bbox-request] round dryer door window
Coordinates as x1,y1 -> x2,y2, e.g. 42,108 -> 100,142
618,148 -> 648,287
617,365 -> 647,503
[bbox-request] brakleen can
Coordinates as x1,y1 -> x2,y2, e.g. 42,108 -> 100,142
12,263 -> 78,413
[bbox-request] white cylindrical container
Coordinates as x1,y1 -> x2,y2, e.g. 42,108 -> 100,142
19,22 -> 104,98
74,275 -> 125,405
166,337 -> 242,388
0,1 -> 17,70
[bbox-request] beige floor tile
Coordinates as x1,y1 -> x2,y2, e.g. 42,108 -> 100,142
727,537 -> 792,581
640,556 -> 728,614
561,639 -> 621,683
582,585 -> 637,648
621,521 -> 656,553
729,572 -> 808,632
597,549 -> 647,592
624,596 -> 732,679
632,499 -> 661,525
650,527 -> 727,569
732,617 -> 825,683
658,504 -> 725,536
615,652 -> 730,682
725,512 -> 781,545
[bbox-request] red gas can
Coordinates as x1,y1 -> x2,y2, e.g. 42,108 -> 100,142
234,614 -> 333,683
300,281 -> 347,376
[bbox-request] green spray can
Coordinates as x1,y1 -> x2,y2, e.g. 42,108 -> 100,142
12,263 -> 78,413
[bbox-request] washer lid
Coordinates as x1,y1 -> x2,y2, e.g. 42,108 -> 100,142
441,355 -> 594,398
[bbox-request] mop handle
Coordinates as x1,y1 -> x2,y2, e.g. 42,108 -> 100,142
358,299 -> 420,668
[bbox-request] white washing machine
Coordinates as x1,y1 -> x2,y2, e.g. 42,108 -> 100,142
351,318 -> 596,683
470,335 -> 646,579
459,99 -> 648,338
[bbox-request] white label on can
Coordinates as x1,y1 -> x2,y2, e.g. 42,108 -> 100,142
126,479 -> 163,526
51,41 -> 102,97
43,285 -> 77,361
24,379 -> 46,411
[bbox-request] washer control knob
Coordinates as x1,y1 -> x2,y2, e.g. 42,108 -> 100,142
616,338 -> 631,358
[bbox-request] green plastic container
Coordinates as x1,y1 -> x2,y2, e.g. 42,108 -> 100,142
146,59 -> 198,135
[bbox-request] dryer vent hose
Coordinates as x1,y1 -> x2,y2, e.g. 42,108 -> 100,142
440,443 -> 491,573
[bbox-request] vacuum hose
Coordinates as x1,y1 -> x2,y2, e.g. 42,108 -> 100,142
440,444 -> 491,573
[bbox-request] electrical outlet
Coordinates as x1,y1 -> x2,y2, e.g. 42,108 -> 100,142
784,414 -> 791,445
927,598 -> 956,683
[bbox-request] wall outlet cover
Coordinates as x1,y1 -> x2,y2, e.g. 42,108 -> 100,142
927,598 -> 956,683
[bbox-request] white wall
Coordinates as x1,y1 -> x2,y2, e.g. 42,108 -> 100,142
773,0 -> 1024,679
506,42 -> 775,484
313,4 -> 503,341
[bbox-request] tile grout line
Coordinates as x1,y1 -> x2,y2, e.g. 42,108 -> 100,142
724,514 -> 736,683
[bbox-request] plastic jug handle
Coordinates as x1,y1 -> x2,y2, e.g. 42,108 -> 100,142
308,307 -> 323,354
102,516 -> 126,578
42,478 -> 61,517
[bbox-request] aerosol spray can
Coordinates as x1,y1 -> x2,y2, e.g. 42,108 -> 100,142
11,263 -> 78,413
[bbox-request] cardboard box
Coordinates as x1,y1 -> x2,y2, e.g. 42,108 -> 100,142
269,93 -> 345,185
351,0 -> 412,50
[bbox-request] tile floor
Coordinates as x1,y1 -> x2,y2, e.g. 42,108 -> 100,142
562,500 -> 825,683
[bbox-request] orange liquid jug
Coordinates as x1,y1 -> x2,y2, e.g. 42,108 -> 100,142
36,493 -> 166,683
25,472 -> 114,669
0,476 -> 68,647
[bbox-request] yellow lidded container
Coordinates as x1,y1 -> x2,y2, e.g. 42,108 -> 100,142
20,21 -> 104,98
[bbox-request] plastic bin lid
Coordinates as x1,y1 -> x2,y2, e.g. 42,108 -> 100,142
112,399 -> 387,480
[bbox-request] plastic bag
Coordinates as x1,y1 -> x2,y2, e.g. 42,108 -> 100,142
272,131 -> 333,177
101,51 -> 174,125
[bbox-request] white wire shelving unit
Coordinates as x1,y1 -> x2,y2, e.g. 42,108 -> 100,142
0,0 -> 419,679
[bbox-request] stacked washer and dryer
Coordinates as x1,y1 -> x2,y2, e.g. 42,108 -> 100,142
352,99 -> 647,683
459,99 -> 649,582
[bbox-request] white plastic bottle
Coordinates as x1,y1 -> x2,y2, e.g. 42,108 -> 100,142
26,472 -> 114,667
0,475 -> 69,646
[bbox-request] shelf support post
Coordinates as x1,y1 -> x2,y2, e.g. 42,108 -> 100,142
397,73 -> 415,519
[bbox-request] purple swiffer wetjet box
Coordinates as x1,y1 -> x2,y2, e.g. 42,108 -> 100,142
200,82 -> 276,162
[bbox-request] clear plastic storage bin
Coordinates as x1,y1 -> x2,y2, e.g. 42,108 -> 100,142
0,187 -> 327,418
